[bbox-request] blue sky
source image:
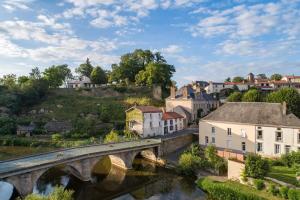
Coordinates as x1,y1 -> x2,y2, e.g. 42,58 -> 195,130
0,0 -> 299,86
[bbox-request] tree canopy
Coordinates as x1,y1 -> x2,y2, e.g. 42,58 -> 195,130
75,58 -> 94,78
232,76 -> 244,83
242,89 -> 261,102
43,65 -> 72,88
270,73 -> 282,81
90,66 -> 107,84
227,92 -> 242,102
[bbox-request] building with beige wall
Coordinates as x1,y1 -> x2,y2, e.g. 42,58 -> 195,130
166,86 -> 219,123
282,75 -> 300,83
199,102 -> 300,158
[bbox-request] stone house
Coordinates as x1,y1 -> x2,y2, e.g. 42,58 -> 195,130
17,125 -> 35,137
166,85 -> 219,123
199,102 -> 300,159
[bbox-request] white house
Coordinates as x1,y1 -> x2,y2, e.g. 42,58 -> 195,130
162,112 -> 185,134
66,76 -> 98,88
199,102 -> 300,158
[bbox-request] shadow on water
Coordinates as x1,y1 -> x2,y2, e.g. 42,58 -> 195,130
1,155 -> 206,200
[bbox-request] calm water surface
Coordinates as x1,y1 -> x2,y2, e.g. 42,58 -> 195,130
1,157 -> 206,200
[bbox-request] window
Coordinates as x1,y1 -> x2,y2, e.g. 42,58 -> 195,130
212,127 -> 215,134
129,121 -> 134,128
275,144 -> 281,154
150,113 -> 152,119
242,142 -> 246,151
159,121 -> 161,126
275,129 -> 282,142
257,127 -> 263,139
257,142 -> 263,152
212,137 -> 215,144
164,120 -> 167,125
298,132 -> 300,144
170,120 -> 173,125
150,122 -> 153,129
205,136 -> 209,144
285,145 -> 291,154
227,128 -> 232,136
170,125 -> 174,131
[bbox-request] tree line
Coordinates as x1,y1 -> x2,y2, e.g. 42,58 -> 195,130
225,73 -> 283,83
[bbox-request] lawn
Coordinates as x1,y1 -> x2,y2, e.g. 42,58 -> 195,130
267,166 -> 299,186
198,177 -> 282,200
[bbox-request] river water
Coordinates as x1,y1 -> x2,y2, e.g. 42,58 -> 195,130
1,157 -> 206,200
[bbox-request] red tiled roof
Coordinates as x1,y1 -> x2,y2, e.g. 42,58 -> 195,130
135,106 -> 162,113
162,112 -> 184,120
224,82 -> 250,85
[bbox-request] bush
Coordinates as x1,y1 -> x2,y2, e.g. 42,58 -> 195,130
51,133 -> 63,142
197,178 -> 265,200
245,154 -> 269,178
280,151 -> 300,167
177,152 -> 208,176
268,184 -> 279,196
288,189 -> 300,200
279,186 -> 289,199
253,179 -> 265,190
241,169 -> 248,182
104,130 -> 120,143
22,186 -> 73,200
0,116 -> 16,135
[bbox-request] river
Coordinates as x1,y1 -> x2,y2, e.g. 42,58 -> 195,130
0,157 -> 206,200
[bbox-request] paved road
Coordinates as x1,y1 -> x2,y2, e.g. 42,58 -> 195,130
0,139 -> 161,177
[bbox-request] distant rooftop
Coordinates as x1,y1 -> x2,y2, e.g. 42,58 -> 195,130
162,112 -> 184,120
202,102 -> 300,127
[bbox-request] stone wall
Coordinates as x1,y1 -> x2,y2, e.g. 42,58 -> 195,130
227,159 -> 245,181
160,133 -> 196,155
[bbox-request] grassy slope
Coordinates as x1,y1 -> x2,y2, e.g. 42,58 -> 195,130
267,166 -> 299,186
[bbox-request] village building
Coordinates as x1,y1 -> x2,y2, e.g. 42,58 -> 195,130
282,75 -> 300,83
126,106 -> 164,138
199,102 -> 300,159
204,81 -> 225,94
166,85 -> 219,123
162,112 -> 185,134
17,124 -> 35,137
66,76 -> 98,88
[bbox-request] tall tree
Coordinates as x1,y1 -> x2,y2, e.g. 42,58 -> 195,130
0,74 -> 17,90
270,73 -> 282,81
232,76 -> 244,83
29,67 -> 42,80
266,88 -> 300,117
90,66 -> 107,84
257,73 -> 267,79
75,58 -> 94,78
135,62 -> 175,91
225,77 -> 231,82
227,92 -> 242,102
43,65 -> 72,88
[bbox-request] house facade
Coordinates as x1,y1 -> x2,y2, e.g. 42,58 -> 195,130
162,112 -> 185,134
199,102 -> 300,158
166,86 -> 219,123
66,76 -> 98,88
282,75 -> 300,83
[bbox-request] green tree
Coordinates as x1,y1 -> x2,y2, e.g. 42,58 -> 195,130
270,73 -> 282,81
232,76 -> 244,83
257,73 -> 267,79
242,89 -> 261,102
245,154 -> 269,178
227,91 -> 242,102
135,62 -> 175,92
0,74 -> 17,90
29,67 -> 42,80
18,76 -> 30,86
225,77 -> 231,82
266,88 -> 300,117
43,65 -> 72,88
0,116 -> 16,135
75,58 -> 94,78
104,130 -> 120,143
90,66 -> 107,84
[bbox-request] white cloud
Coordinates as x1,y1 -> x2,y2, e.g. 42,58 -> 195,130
2,0 -> 34,12
161,45 -> 183,54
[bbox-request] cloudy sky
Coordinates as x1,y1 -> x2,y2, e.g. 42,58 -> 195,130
0,0 -> 299,85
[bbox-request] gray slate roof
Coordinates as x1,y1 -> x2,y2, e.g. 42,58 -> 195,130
202,102 -> 300,127
174,86 -> 216,101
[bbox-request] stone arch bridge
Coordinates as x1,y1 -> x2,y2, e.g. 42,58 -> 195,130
0,139 -> 162,197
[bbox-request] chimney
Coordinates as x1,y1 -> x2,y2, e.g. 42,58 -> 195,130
182,86 -> 188,99
170,86 -> 176,99
282,101 -> 287,115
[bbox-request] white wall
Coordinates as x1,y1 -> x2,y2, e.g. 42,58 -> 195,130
143,112 -> 163,137
164,118 -> 184,134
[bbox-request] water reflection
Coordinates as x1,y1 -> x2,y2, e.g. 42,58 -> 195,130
0,182 -> 13,200
5,157 -> 206,200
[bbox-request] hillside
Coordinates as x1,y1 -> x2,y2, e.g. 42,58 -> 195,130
16,86 -> 164,137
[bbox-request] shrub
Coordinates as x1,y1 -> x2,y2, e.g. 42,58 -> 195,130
51,133 -> 63,142
197,178 -> 265,200
0,116 -> 16,135
241,169 -> 248,182
22,186 -> 73,200
177,152 -> 208,176
288,189 -> 300,200
268,184 -> 279,196
245,154 -> 269,178
253,179 -> 265,190
104,130 -> 120,143
279,186 -> 289,199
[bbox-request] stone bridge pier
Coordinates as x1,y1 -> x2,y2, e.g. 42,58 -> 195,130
2,147 -> 159,197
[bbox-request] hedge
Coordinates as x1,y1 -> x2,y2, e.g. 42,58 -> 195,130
197,178 -> 266,200
288,189 -> 300,200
